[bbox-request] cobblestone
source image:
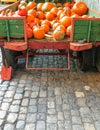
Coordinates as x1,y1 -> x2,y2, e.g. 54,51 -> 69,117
0,49 -> 100,130
7,113 -> 18,123
4,124 -> 15,130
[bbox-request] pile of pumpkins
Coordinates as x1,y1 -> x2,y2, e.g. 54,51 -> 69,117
8,1 -> 93,40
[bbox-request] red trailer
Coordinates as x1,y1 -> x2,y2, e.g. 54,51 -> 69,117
0,1 -> 100,80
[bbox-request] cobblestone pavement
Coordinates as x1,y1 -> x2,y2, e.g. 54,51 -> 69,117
0,50 -> 100,130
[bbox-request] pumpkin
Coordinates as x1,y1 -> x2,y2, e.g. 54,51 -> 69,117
52,22 -> 61,30
37,3 -> 43,11
57,10 -> 64,19
56,25 -> 66,33
26,14 -> 35,23
34,18 -> 41,25
53,28 -> 65,40
42,2 -> 55,12
27,25 -> 33,38
71,13 -> 80,18
41,20 -> 51,28
33,26 -> 45,39
41,24 -> 50,33
18,6 -> 27,16
26,2 -> 37,11
60,16 -> 71,27
28,9 -> 36,17
29,21 -> 36,29
82,15 -> 89,18
50,7 -> 58,15
72,1 -> 88,16
66,25 -> 72,36
46,12 -> 55,21
36,11 -> 45,20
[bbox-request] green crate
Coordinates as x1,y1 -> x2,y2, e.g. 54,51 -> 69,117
72,18 -> 100,42
0,19 -> 24,41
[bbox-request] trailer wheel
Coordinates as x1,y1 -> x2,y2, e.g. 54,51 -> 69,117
77,48 -> 95,71
2,48 -> 22,70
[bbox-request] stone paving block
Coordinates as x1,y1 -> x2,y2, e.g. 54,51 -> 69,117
38,98 -> 47,104
47,115 -> 57,123
7,113 -> 18,123
38,105 -> 47,113
14,94 -> 23,100
64,120 -> 72,130
36,121 -> 45,130
95,121 -> 100,130
48,102 -> 55,109
16,87 -> 24,94
29,98 -> 37,105
31,92 -> 38,98
0,119 -> 3,126
72,116 -> 82,125
16,120 -> 25,129
47,123 -> 57,130
57,112 -> 64,121
0,111 -> 6,119
84,123 -> 96,130
19,107 -> 27,114
18,114 -> 26,120
12,100 -> 21,105
0,91 -> 5,97
4,124 -> 15,130
23,91 -> 30,97
48,109 -> 56,115
72,124 -> 84,130
9,105 -> 20,113
21,98 -> 29,106
58,121 -> 65,129
28,105 -> 37,113
1,102 -> 10,111
26,113 -> 36,123
25,123 -> 35,130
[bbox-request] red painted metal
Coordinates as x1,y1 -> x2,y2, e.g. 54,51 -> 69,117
70,42 -> 93,51
95,42 -> 100,46
28,41 -> 70,49
4,42 -> 27,51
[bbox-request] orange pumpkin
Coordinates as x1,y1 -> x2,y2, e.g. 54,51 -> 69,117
36,11 -> 45,20
41,24 -> 50,33
53,28 -> 65,41
37,3 -> 43,11
26,14 -> 35,23
42,2 -> 55,12
56,25 -> 66,33
60,16 -> 71,27
41,20 -> 51,28
27,25 -> 33,38
33,26 -> 45,39
28,9 -> 36,17
34,18 -> 41,25
52,22 -> 61,30
46,12 -> 55,21
50,7 -> 58,15
72,1 -> 88,16
66,25 -> 72,36
26,1 -> 37,11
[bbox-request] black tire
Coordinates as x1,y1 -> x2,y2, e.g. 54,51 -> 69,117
77,48 -> 96,71
2,47 -> 22,70
95,46 -> 100,72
